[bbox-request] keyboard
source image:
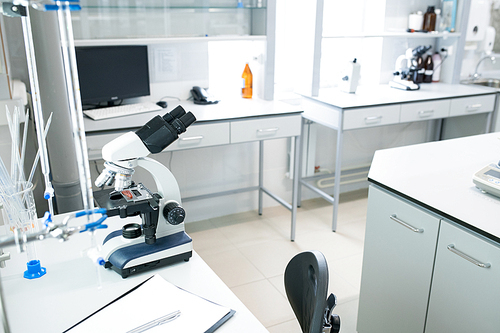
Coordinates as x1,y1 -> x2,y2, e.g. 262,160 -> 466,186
84,102 -> 163,120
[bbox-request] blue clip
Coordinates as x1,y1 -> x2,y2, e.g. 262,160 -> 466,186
44,2 -> 81,11
42,211 -> 52,228
80,215 -> 108,233
75,208 -> 108,233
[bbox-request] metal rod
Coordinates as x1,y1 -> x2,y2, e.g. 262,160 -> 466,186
300,180 -> 335,204
258,140 -> 264,215
332,120 -> 343,232
181,186 -> 260,202
56,3 -> 95,217
21,9 -> 54,215
261,187 -> 291,211
290,135 -> 301,241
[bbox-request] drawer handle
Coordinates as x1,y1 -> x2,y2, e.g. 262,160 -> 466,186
418,110 -> 434,118
390,214 -> 424,233
257,127 -> 279,133
180,135 -> 204,141
466,104 -> 482,111
364,116 -> 382,124
447,244 -> 491,268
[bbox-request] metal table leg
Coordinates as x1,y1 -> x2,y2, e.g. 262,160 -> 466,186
258,140 -> 264,215
290,134 -> 301,241
332,127 -> 343,232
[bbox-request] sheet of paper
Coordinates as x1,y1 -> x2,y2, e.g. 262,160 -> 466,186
66,275 -> 233,333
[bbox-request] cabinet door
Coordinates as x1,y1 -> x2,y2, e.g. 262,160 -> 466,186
425,221 -> 500,333
357,185 -> 440,333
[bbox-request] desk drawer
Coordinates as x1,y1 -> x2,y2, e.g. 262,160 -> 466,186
343,105 -> 400,130
230,115 -> 302,143
400,100 -> 450,122
450,95 -> 495,117
165,122 -> 230,151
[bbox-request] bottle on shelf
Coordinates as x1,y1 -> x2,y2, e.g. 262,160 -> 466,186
423,53 -> 434,83
423,6 -> 436,32
434,8 -> 441,32
412,54 -> 425,84
242,63 -> 253,99
432,52 -> 442,82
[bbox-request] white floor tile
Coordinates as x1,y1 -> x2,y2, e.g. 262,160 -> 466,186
201,249 -> 265,288
238,238 -> 302,278
267,319 -> 302,333
231,279 -> 295,328
188,190 -> 368,331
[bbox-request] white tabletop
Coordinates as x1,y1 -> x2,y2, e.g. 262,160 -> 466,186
368,132 -> 500,243
302,83 -> 497,109
84,97 -> 302,133
0,215 -> 268,333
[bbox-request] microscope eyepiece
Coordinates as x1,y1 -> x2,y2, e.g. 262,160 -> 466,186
135,105 -> 197,154
162,105 -> 186,123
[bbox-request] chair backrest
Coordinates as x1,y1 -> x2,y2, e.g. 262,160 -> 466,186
284,250 -> 330,333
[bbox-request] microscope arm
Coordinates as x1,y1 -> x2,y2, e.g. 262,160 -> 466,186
136,157 -> 182,205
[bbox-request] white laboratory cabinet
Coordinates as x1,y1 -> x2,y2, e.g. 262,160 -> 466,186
357,185 -> 440,333
425,220 -> 500,333
357,185 -> 500,333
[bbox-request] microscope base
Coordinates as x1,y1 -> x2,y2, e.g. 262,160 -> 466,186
106,251 -> 192,279
104,231 -> 193,278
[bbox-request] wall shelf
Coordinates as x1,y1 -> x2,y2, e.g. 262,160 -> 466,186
74,35 -> 266,46
322,32 -> 461,39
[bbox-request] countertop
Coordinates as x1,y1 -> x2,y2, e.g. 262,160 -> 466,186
302,83 -> 497,109
0,214 -> 268,333
84,97 -> 302,133
368,132 -> 500,243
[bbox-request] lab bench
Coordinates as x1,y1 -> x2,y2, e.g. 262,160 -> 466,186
84,98 -> 303,241
0,213 -> 268,333
357,132 -> 500,333
299,83 -> 498,232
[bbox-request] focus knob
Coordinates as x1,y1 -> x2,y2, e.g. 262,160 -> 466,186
163,202 -> 185,225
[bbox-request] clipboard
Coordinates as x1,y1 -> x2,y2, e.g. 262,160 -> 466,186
64,274 -> 235,333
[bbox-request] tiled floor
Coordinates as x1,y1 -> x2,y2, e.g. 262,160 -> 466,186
185,189 -> 368,333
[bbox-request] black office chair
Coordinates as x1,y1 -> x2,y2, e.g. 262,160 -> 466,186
284,250 -> 341,333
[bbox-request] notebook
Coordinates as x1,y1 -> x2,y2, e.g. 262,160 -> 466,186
64,274 -> 235,333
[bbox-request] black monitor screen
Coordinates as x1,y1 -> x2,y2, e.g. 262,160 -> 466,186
75,45 -> 150,105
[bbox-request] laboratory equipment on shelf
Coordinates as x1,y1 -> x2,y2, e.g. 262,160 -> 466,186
390,48 -> 420,91
473,162 -> 500,198
94,106 -> 196,278
390,45 -> 432,90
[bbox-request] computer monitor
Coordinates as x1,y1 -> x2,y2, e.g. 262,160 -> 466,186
75,45 -> 150,107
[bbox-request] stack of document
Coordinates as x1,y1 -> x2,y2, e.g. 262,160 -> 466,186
65,275 -> 234,333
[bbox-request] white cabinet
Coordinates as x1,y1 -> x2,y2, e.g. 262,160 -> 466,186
357,185 -> 440,333
425,221 -> 500,333
358,184 -> 500,333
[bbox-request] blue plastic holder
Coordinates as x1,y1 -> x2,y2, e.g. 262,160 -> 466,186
24,260 -> 46,279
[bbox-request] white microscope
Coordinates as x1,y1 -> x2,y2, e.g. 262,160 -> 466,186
93,106 -> 196,278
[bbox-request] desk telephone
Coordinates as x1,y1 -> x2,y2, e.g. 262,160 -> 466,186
190,86 -> 219,105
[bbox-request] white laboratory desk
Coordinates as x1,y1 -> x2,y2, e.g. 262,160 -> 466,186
0,214 -> 268,333
84,98 -> 303,241
299,83 -> 498,232
357,132 -> 500,333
